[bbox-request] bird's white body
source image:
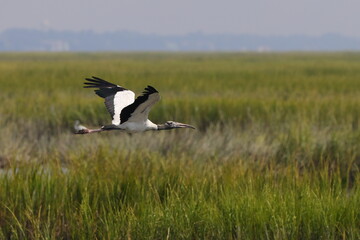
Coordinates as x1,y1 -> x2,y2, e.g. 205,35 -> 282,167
114,119 -> 158,133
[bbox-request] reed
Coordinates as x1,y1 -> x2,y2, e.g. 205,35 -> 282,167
0,52 -> 359,239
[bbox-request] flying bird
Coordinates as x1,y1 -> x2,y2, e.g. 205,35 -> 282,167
75,76 -> 195,134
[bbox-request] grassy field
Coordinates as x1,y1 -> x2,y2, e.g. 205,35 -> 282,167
0,52 -> 360,239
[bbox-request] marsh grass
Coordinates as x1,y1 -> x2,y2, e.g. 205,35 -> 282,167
0,52 -> 360,239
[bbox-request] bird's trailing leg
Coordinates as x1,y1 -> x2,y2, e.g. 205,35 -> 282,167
74,120 -> 104,134
74,128 -> 103,134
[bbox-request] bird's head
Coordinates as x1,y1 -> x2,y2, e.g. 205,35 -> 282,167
158,121 -> 195,130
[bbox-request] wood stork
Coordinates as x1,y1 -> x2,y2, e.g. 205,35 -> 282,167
75,76 -> 195,134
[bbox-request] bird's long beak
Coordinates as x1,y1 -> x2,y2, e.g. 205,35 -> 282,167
175,122 -> 196,129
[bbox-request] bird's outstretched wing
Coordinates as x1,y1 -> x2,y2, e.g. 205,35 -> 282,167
120,86 -> 160,124
84,76 -> 135,125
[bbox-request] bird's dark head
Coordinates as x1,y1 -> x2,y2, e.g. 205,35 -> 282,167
157,121 -> 195,130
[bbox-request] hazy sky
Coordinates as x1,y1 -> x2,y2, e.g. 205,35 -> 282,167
1,0 -> 359,37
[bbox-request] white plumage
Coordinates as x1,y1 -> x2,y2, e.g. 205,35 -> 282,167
112,90 -> 135,125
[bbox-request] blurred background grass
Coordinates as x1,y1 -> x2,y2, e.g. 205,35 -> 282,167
0,52 -> 359,239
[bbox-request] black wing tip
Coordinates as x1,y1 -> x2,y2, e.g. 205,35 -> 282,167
83,76 -> 122,89
91,76 -> 102,80
143,85 -> 158,94
84,76 -> 105,83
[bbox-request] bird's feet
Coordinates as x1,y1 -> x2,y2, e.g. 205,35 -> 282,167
74,120 -> 91,134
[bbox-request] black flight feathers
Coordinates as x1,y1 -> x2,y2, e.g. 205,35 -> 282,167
84,76 -> 158,96
120,85 -> 159,124
84,76 -> 119,89
84,76 -> 158,97
84,76 -> 127,98
140,85 -> 158,95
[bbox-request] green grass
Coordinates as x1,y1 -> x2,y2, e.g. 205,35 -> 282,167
0,52 -> 360,239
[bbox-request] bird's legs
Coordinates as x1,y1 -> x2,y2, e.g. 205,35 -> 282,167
74,128 -> 103,134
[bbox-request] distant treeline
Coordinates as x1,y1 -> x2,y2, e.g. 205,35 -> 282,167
1,28 -> 360,51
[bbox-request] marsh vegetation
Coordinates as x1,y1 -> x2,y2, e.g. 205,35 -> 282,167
0,52 -> 359,239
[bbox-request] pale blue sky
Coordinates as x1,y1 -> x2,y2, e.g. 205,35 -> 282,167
1,0 -> 359,37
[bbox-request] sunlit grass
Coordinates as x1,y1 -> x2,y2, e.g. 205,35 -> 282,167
0,52 -> 360,239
